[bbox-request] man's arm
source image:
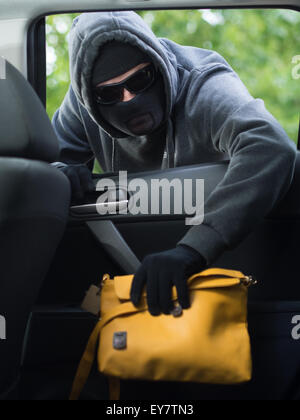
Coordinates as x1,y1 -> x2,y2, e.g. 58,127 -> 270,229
130,63 -> 296,317
52,85 -> 94,168
178,64 -> 297,264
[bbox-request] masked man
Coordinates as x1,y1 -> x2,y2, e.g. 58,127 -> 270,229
52,11 -> 296,316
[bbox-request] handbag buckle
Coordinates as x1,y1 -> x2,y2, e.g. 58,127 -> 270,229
241,276 -> 258,287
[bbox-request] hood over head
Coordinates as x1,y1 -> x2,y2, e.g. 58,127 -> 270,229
91,40 -> 150,87
68,11 -> 179,138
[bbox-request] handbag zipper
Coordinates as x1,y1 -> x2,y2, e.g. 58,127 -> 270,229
101,274 -> 257,291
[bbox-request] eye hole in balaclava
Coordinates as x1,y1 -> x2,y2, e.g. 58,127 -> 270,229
92,41 -> 166,137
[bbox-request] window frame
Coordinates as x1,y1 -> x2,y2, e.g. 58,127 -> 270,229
27,4 -> 300,146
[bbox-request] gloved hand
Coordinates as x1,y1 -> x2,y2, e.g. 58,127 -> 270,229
57,163 -> 95,202
130,245 -> 207,316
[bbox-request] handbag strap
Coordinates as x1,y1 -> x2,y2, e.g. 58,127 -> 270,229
69,301 -> 148,400
69,319 -> 121,401
69,321 -> 102,400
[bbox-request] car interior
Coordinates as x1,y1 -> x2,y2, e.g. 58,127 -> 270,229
0,0 -> 300,401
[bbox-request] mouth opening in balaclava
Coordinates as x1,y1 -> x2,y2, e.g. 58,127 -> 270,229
92,41 -> 166,137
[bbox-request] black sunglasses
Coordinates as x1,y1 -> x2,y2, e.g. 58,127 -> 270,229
94,64 -> 156,105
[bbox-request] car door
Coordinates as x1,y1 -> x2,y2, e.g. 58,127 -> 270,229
22,157 -> 300,400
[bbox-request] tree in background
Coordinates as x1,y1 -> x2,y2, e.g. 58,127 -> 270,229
46,9 -> 300,146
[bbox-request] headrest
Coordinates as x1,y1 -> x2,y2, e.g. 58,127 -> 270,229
0,59 -> 58,162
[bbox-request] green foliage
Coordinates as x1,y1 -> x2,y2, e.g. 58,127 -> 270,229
46,9 -> 300,145
46,14 -> 79,120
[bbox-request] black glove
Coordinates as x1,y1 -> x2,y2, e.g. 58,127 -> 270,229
58,164 -> 94,201
130,245 -> 207,316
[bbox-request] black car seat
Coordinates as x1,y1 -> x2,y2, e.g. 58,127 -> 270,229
0,59 -> 70,399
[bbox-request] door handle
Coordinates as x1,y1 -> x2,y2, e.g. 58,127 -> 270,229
70,188 -> 129,217
70,200 -> 129,216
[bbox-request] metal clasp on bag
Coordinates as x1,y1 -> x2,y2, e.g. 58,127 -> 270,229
240,276 -> 258,287
102,273 -> 111,286
171,304 -> 183,318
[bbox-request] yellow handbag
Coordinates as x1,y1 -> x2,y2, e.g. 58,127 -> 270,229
70,268 -> 256,400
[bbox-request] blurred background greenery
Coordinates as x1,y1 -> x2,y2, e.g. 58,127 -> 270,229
46,9 -> 300,149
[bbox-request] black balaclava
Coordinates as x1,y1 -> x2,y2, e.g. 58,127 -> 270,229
92,41 -> 166,137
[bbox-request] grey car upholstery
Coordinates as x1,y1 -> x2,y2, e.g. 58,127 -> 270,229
0,59 -> 70,399
0,61 -> 59,161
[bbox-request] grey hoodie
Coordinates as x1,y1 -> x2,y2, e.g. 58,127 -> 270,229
52,11 -> 297,265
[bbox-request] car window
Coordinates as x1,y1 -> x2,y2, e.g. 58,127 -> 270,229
46,9 -> 300,173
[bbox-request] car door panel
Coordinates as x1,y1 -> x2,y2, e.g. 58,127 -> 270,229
38,154 -> 300,306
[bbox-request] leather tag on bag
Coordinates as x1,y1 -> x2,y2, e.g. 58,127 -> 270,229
113,332 -> 127,350
81,285 -> 101,316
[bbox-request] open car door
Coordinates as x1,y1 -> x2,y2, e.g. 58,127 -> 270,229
21,153 -> 300,400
